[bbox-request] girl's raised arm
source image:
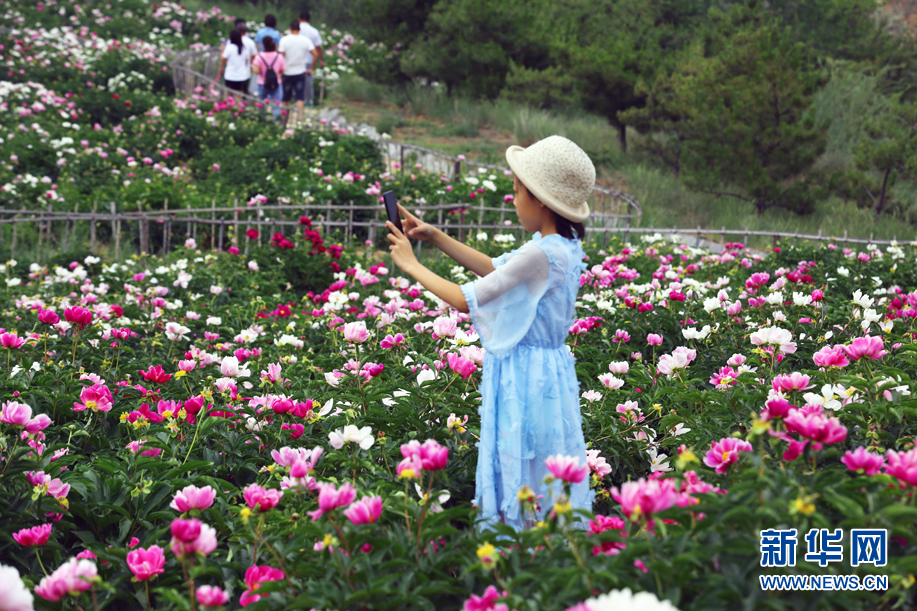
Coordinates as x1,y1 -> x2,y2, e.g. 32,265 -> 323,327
398,204 -> 494,278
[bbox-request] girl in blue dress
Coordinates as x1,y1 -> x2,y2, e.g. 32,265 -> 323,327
386,135 -> 595,529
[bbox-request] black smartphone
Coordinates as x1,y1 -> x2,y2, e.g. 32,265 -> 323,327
382,190 -> 403,234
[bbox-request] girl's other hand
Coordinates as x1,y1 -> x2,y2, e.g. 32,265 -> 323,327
386,221 -> 419,274
398,204 -> 435,242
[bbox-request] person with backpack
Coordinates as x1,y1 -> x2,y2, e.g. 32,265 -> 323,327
252,36 -> 286,121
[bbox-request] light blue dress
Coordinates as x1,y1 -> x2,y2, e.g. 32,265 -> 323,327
461,232 -> 594,530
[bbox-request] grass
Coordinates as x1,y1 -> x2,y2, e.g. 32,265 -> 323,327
323,73 -> 916,246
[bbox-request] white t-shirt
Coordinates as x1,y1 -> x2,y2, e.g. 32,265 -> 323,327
222,36 -> 256,81
298,21 -> 323,65
278,33 -> 315,76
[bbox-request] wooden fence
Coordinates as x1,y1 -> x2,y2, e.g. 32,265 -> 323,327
0,199 -> 910,266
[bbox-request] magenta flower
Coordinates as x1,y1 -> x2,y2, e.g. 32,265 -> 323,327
38,309 -> 60,325
139,365 -> 172,384
240,565 -> 284,607
545,454 -> 589,484
2,401 -> 35,428
72,384 -> 113,412
380,333 -> 406,349
170,518 -> 201,543
646,333 -> 663,346
784,409 -> 847,448
446,352 -> 477,379
63,306 -> 93,328
170,521 -> 217,558
197,585 -> 229,607
342,321 -> 369,343
0,332 -> 25,349
813,345 -> 849,368
761,396 -> 794,421
610,478 -> 678,520
400,439 -> 449,471
35,557 -> 97,602
261,363 -> 282,383
702,437 -> 753,474
171,485 -> 217,513
842,335 -> 887,361
885,446 -> 917,486
308,481 -> 356,521
242,483 -> 283,513
13,523 -> 52,546
343,496 -> 383,525
126,545 -> 165,581
771,372 -> 814,392
841,447 -> 885,476
462,585 -> 508,611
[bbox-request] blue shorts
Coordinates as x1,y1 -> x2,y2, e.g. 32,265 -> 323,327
282,73 -> 306,102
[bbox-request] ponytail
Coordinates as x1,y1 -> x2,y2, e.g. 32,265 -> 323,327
554,213 -> 586,241
229,30 -> 243,55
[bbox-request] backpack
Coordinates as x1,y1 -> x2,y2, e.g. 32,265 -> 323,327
261,53 -> 279,92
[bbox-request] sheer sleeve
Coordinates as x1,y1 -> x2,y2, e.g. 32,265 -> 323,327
461,243 -> 550,357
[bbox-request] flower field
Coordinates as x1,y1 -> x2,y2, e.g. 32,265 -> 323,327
2,1 -> 917,610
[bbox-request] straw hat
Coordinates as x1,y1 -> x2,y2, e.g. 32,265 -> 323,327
505,135 -> 595,223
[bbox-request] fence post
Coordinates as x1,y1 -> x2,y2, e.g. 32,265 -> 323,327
218,214 -> 225,251
111,202 -> 120,261
744,227 -> 749,247
10,212 -> 20,261
36,211 -> 45,264
721,226 -> 726,245
347,200 -> 354,245
162,197 -> 172,256
477,197 -> 485,227
233,200 -> 239,247
695,225 -> 701,247
773,233 -> 779,250
623,215 -> 631,245
210,208 -> 216,250
400,145 -> 404,174
453,159 -> 461,181
90,202 -> 97,254
458,208 -> 465,243
138,202 -> 148,256
326,199 -> 333,237
843,229 -> 848,248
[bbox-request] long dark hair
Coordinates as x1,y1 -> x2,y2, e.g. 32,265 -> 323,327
553,211 -> 586,241
263,36 -> 276,52
229,30 -> 243,55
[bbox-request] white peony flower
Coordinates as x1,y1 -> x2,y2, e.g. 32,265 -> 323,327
582,588 -> 680,611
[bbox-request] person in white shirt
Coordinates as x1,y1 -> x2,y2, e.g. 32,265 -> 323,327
279,20 -> 318,111
217,30 -> 257,100
298,10 -> 324,106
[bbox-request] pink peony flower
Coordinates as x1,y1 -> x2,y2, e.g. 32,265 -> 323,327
242,483 -> 282,513
343,496 -> 383,524
772,372 -> 814,392
586,449 -> 612,478
380,333 -> 406,349
813,345 -> 849,368
13,523 -> 52,546
0,332 -> 25,349
462,585 -> 508,611
1,401 -> 35,427
63,306 -> 93,328
702,437 -> 753,474
432,317 -> 457,338
447,352 -> 477,379
126,545 -> 165,581
197,585 -> 229,607
171,485 -> 217,513
72,384 -> 113,412
784,409 -> 847,447
400,439 -> 449,471
240,565 -> 284,607
885,445 -> 917,486
38,309 -> 61,325
646,333 -> 663,346
308,481 -> 356,521
34,557 -> 97,602
342,321 -> 369,343
761,396 -> 795,421
170,521 -> 217,558
139,365 -> 172,384
545,454 -> 589,484
842,335 -> 887,361
589,514 -> 627,556
610,478 -> 678,520
841,447 -> 885,476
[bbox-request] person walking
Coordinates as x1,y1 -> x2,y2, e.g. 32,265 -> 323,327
252,37 -> 286,121
279,20 -> 318,113
254,14 -> 281,52
297,10 -> 324,106
217,30 -> 256,101
384,136 -> 596,530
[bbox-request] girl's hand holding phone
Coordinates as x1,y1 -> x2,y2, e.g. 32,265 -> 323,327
397,204 -> 436,242
386,221 -> 419,274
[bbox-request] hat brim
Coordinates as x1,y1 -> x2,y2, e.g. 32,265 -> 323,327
505,145 -> 590,224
